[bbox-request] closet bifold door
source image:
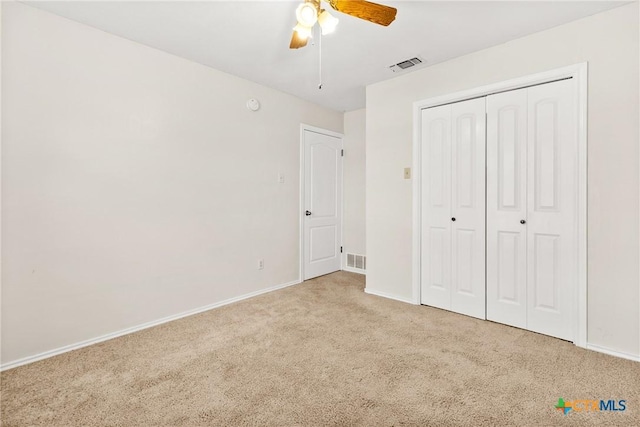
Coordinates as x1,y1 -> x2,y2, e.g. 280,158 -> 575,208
450,99 -> 486,319
421,98 -> 486,319
525,79 -> 577,341
421,104 -> 452,311
486,89 -> 528,329
487,79 -> 577,341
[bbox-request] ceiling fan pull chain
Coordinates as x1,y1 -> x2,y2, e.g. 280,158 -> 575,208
318,26 -> 323,90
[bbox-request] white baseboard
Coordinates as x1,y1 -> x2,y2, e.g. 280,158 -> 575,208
364,287 -> 415,305
0,279 -> 301,372
586,343 -> 640,362
342,267 -> 366,275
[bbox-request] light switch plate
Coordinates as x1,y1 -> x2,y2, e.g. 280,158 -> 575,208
404,167 -> 411,179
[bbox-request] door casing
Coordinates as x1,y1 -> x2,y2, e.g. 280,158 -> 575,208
412,63 -> 588,348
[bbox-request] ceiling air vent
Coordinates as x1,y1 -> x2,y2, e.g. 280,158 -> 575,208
388,57 -> 424,73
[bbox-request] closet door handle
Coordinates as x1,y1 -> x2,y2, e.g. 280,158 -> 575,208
520,219 -> 526,224
451,217 -> 456,222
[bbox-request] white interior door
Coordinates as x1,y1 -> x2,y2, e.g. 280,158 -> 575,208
450,99 -> 486,319
486,89 -> 528,329
303,129 -> 342,280
525,79 -> 577,341
420,104 -> 452,310
421,98 -> 486,319
487,79 -> 577,340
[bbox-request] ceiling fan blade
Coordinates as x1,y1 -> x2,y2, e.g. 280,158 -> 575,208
328,0 -> 397,26
289,29 -> 309,49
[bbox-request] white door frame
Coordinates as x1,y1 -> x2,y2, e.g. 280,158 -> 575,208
412,63 -> 588,348
299,124 -> 344,282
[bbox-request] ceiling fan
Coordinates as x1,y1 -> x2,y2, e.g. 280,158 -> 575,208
290,0 -> 397,49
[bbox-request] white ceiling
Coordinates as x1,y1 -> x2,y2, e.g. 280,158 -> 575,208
25,1 -> 627,112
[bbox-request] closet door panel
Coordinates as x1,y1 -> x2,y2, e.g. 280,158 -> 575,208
420,105 -> 452,309
450,98 -> 486,319
487,89 -> 528,329
526,79 -> 577,341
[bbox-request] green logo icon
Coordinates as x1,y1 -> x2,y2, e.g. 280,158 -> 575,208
555,398 -> 572,415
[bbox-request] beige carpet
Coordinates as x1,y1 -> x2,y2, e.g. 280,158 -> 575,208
1,272 -> 639,426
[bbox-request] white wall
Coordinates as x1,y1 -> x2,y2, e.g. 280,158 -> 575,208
366,3 -> 639,357
342,109 -> 366,267
1,2 -> 343,366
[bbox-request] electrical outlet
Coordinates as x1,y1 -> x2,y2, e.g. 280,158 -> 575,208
258,259 -> 264,270
404,167 -> 411,179
278,173 -> 285,184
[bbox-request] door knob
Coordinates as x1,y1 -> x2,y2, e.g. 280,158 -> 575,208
305,211 -> 312,216
520,219 -> 526,224
451,217 -> 456,222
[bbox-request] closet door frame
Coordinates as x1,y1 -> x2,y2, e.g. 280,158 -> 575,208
412,63 -> 588,348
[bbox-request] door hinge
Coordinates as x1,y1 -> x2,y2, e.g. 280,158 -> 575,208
340,246 -> 343,253
341,149 -> 344,157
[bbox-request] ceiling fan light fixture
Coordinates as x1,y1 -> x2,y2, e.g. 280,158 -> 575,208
318,10 -> 339,35
289,0 -> 397,50
296,2 -> 318,27
293,23 -> 313,40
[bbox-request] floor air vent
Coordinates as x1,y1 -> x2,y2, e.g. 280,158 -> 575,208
388,57 -> 423,73
346,253 -> 366,272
